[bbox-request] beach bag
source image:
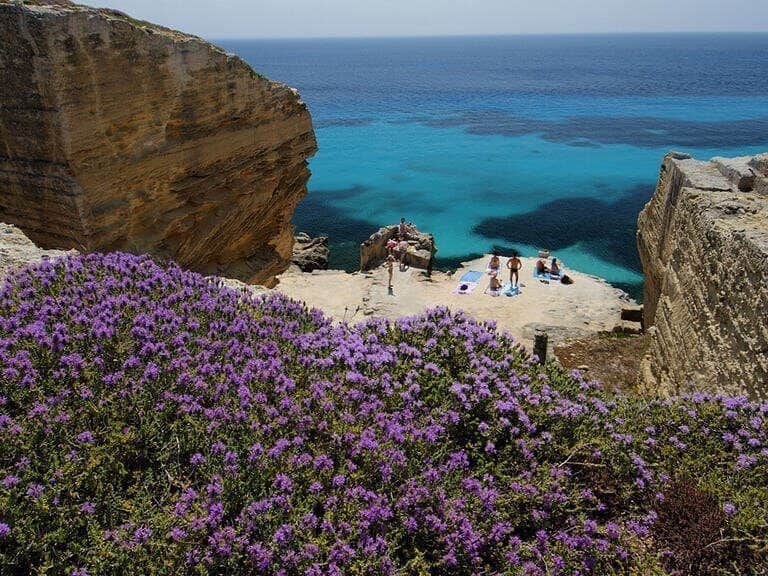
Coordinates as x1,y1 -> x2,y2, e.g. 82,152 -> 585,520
561,274 -> 574,285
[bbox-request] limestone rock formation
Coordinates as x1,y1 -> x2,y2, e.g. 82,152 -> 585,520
291,232 -> 329,272
360,225 -> 437,272
0,222 -> 73,282
637,152 -> 768,399
0,0 -> 316,287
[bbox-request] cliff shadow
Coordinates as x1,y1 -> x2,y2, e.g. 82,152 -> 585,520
293,188 -> 380,271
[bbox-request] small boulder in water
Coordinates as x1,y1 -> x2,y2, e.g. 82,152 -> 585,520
292,233 -> 330,272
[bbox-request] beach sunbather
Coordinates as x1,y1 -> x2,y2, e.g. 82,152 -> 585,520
487,254 -> 501,275
386,254 -> 395,288
535,258 -> 549,275
398,217 -> 416,237
550,258 -> 560,277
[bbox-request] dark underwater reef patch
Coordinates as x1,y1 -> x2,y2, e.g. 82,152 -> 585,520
416,111 -> 768,149
292,189 -> 380,270
304,184 -> 371,202
474,184 -> 653,278
314,117 -> 375,128
432,251 -> 487,273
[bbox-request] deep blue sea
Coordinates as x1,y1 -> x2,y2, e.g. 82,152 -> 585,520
218,34 -> 768,298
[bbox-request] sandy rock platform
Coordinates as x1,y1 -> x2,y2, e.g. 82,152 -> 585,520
275,256 -> 636,347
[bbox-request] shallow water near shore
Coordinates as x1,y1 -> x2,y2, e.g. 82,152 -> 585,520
219,34 -> 768,300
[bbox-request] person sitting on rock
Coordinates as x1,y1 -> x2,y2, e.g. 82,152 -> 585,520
397,239 -> 410,271
398,218 -> 409,237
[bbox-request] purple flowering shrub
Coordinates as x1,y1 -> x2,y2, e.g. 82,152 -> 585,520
0,253 -> 766,575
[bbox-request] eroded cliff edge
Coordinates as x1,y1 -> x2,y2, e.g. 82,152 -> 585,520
638,152 -> 768,399
0,0 -> 317,286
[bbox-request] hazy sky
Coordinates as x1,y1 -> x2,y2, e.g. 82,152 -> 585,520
81,0 -> 768,39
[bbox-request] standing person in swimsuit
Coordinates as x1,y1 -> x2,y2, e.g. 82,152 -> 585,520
506,251 -> 522,287
386,254 -> 395,289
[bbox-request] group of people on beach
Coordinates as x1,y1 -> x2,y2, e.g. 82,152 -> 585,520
485,252 -> 570,293
536,256 -> 560,277
384,217 -> 571,294
486,252 -> 523,293
535,255 -> 573,285
386,218 -> 417,288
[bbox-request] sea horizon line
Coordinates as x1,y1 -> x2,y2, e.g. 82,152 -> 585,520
210,30 -> 768,42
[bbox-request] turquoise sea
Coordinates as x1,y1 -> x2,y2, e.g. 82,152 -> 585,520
218,34 -> 768,299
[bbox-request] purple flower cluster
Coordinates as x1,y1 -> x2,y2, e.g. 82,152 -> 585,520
0,253 -> 765,574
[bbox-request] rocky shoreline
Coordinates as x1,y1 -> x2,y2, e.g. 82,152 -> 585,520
274,254 -> 638,347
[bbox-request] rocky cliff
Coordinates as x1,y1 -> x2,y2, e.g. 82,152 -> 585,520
637,152 -> 768,399
0,221 -> 73,281
0,0 -> 316,286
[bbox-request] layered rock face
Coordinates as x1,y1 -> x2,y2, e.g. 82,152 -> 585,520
637,152 -> 768,399
0,1 -> 316,286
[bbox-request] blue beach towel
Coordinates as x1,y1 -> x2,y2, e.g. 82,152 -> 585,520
459,270 -> 483,283
502,283 -> 520,297
533,268 -> 563,282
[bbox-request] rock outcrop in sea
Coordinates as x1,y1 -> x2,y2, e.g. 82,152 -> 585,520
638,151 -> 768,399
0,0 -> 317,287
360,225 -> 437,271
291,232 -> 330,272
